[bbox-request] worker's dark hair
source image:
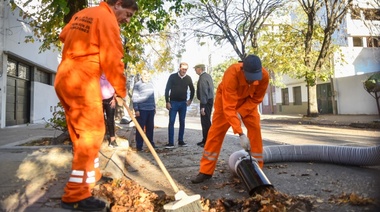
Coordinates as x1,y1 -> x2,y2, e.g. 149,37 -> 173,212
106,0 -> 138,11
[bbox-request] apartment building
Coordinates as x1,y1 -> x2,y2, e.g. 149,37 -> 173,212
275,0 -> 380,115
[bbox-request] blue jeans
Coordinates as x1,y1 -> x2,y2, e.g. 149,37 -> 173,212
135,110 -> 155,150
168,101 -> 187,145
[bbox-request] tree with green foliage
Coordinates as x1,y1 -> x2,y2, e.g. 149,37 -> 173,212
297,0 -> 352,117
258,22 -> 310,88
363,72 -> 380,117
11,0 -> 191,68
257,3 -> 339,90
210,57 -> 238,88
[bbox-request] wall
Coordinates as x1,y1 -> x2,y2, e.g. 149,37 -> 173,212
333,73 -> 378,114
0,3 -> 60,128
0,1 -> 6,127
334,47 -> 380,78
31,82 -> 59,124
274,1 -> 380,115
4,7 -> 59,71
274,79 -> 309,115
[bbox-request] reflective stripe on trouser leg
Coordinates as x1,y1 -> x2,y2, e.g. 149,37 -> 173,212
250,152 -> 263,168
243,109 -> 264,168
94,157 -> 99,168
68,170 -> 96,184
62,126 -> 104,203
55,63 -> 105,202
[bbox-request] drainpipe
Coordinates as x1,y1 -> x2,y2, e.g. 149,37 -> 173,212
330,76 -> 337,115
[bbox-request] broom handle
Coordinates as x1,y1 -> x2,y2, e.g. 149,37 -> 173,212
122,101 -> 180,193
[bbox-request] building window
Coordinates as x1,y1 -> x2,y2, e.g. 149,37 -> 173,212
18,63 -> 30,80
367,37 -> 380,47
293,86 -> 302,105
363,8 -> 380,21
351,8 -> 380,21
353,37 -> 363,47
281,88 -> 289,105
7,59 -> 17,76
35,69 -> 52,85
7,59 -> 30,80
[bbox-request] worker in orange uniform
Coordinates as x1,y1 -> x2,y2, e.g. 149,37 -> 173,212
191,54 -> 269,184
54,0 -> 138,210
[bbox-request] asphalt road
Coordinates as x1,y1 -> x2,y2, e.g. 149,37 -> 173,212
0,114 -> 379,211
122,115 -> 380,212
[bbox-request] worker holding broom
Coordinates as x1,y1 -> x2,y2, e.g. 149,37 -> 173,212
191,55 -> 269,184
54,0 -> 138,210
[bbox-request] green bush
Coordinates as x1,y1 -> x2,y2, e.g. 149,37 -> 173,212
45,102 -> 67,132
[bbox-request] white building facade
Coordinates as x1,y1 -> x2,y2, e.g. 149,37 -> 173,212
0,1 -> 60,128
275,0 -> 380,115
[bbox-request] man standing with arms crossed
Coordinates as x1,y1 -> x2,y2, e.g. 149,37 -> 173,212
191,55 -> 269,184
194,64 -> 214,148
164,62 -> 195,148
54,0 -> 138,210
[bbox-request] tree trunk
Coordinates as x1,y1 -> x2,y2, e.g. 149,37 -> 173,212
375,92 -> 380,118
52,131 -> 71,145
308,85 -> 319,117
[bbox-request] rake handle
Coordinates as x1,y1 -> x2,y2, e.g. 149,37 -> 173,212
122,101 -> 180,193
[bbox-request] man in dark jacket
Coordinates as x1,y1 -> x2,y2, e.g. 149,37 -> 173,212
164,62 -> 195,148
194,64 -> 214,147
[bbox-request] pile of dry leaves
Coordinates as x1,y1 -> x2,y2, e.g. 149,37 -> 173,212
93,178 -> 314,212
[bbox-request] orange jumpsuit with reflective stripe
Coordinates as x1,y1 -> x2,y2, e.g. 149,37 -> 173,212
54,2 -> 126,203
199,62 -> 269,175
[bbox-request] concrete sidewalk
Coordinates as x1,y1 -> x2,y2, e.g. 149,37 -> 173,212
260,114 -> 380,127
0,114 -> 379,211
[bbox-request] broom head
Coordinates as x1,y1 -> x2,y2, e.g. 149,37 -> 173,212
163,190 -> 202,211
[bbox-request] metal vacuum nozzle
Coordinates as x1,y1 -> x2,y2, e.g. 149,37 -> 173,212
229,150 -> 273,196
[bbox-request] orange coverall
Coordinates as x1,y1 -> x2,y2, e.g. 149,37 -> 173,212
54,2 -> 126,203
200,62 -> 269,175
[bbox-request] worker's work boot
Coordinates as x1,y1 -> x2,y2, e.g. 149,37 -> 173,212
61,196 -> 106,211
108,140 -> 118,148
191,173 -> 212,184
